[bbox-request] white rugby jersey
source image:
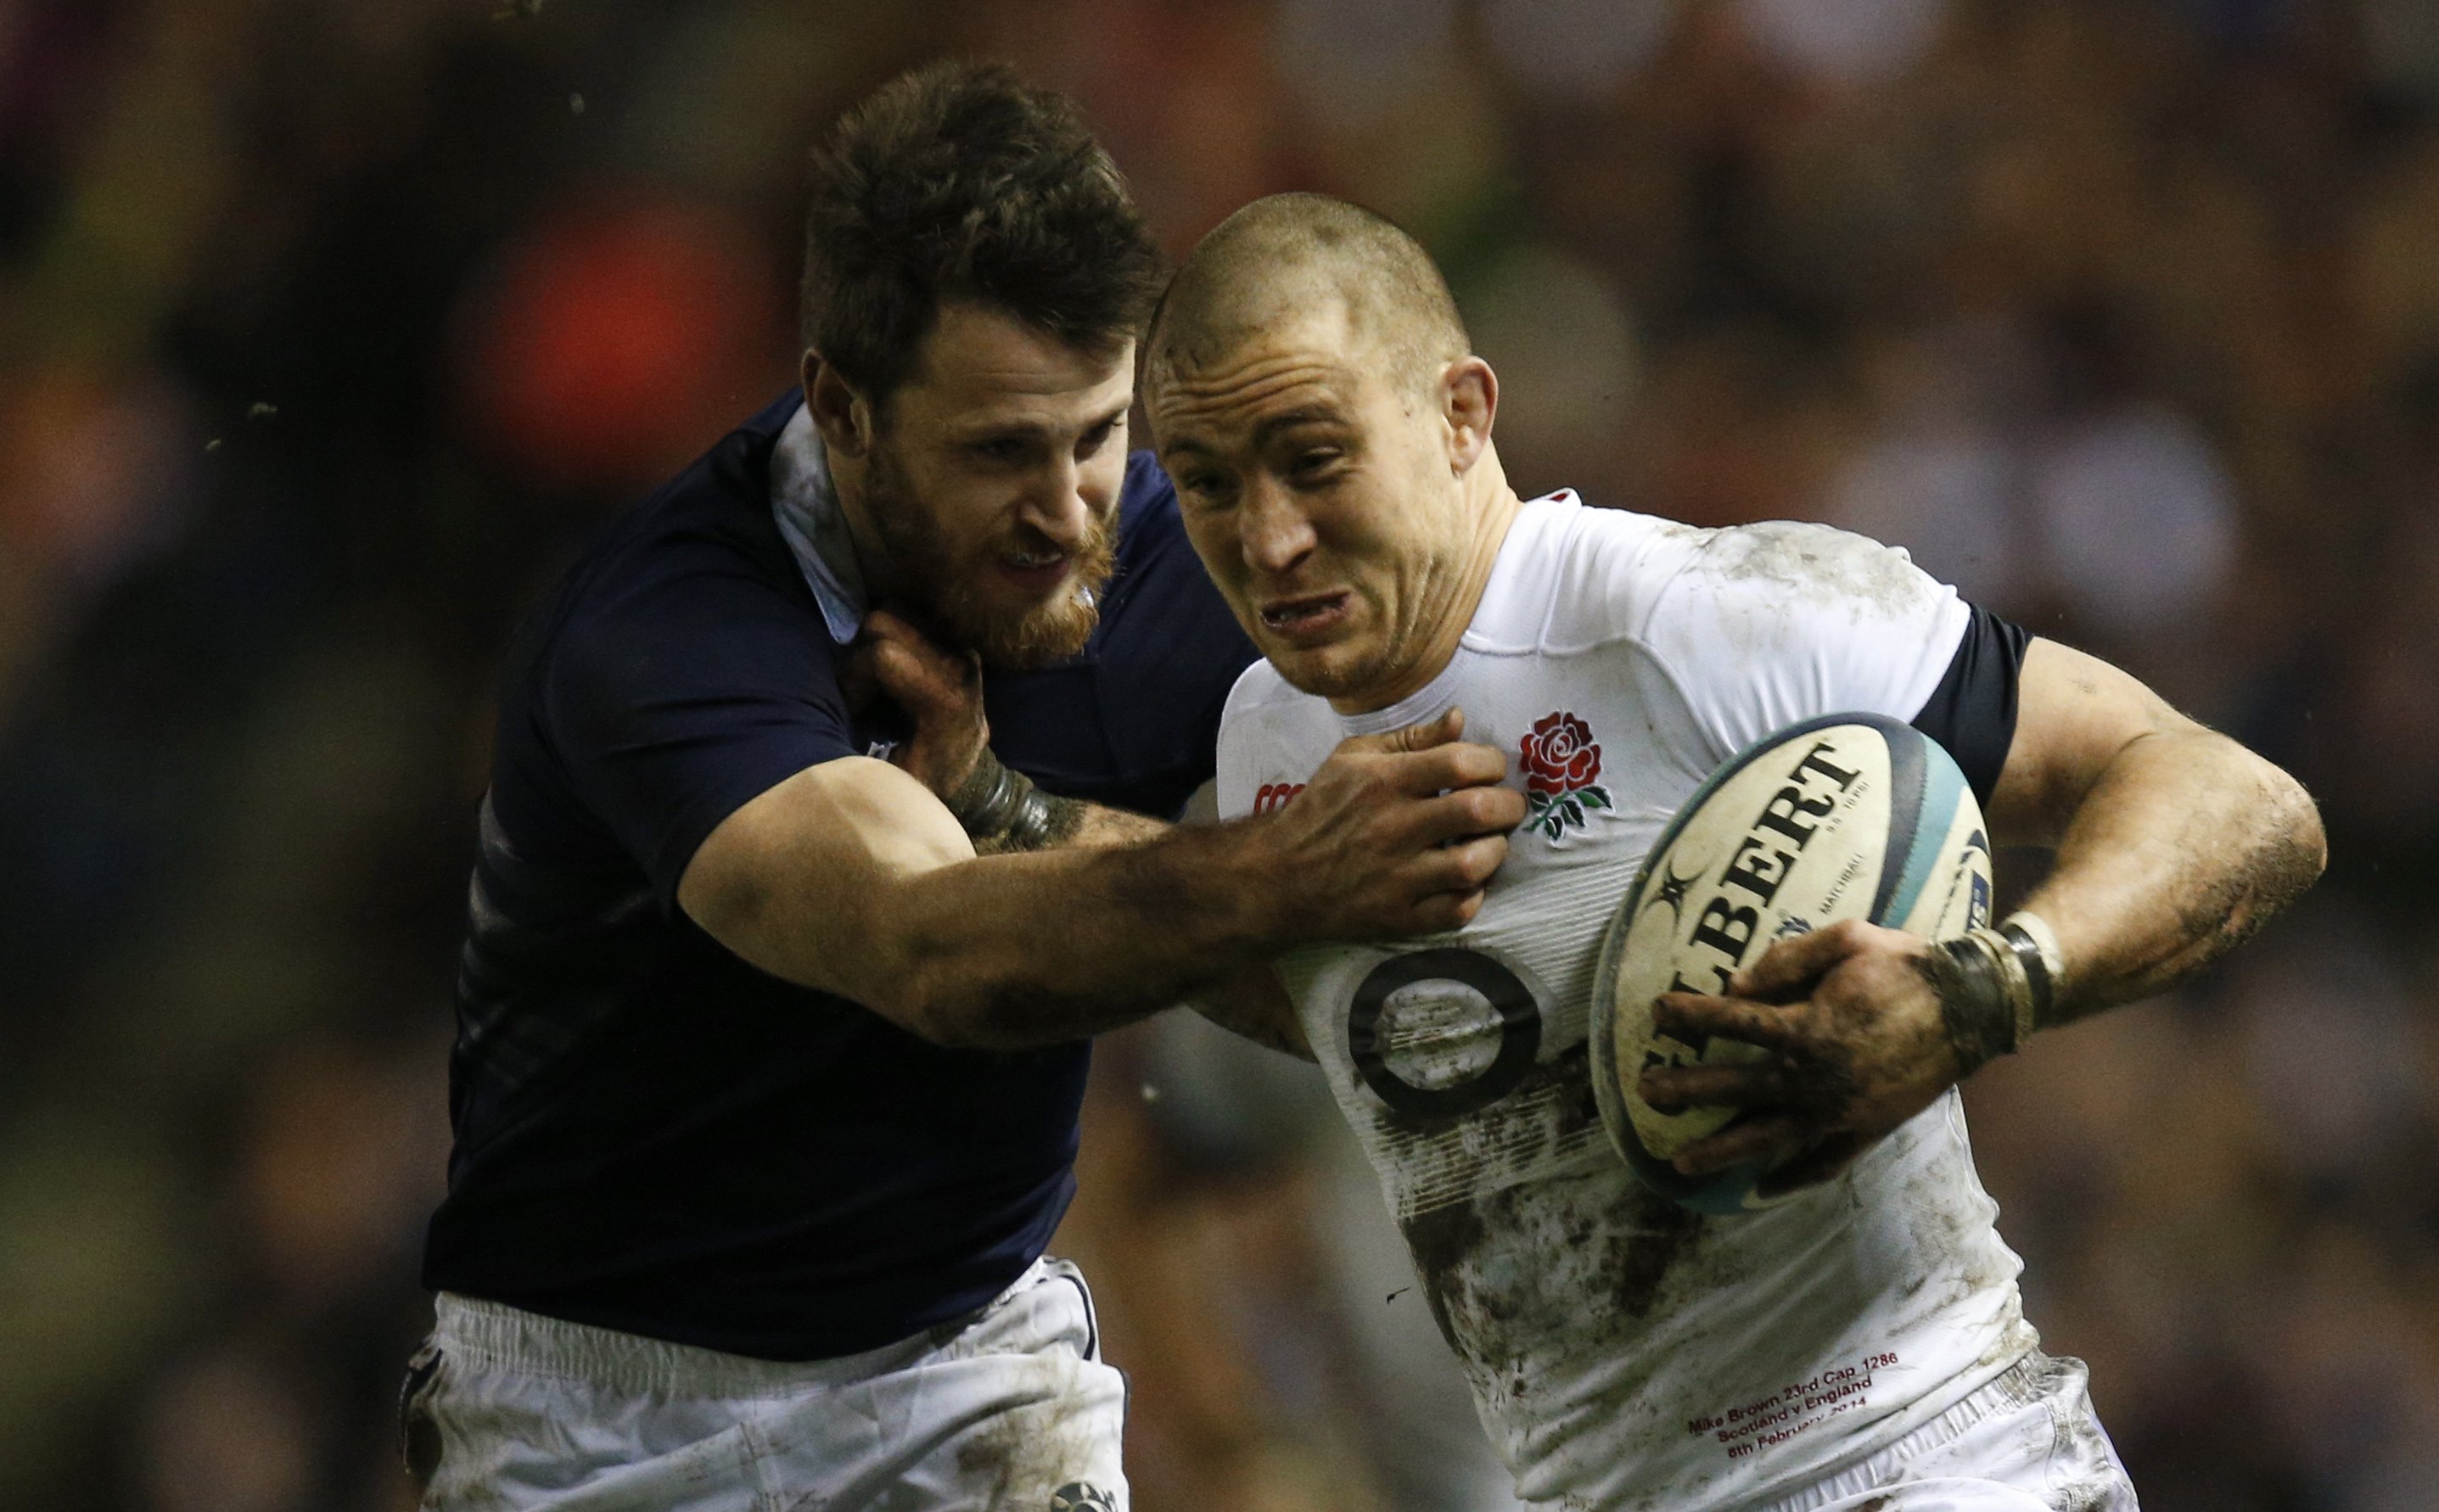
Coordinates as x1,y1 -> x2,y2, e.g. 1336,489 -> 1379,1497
1216,494 -> 2039,1510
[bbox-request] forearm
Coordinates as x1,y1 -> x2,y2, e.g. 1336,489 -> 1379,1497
684,759 -> 1263,1047
875,820 -> 1282,1049
984,792 -> 1304,1057
689,714 -> 1518,1052
2017,728 -> 2324,1024
970,790 -> 1166,855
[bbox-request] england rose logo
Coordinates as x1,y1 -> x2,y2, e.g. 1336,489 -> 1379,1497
1519,711 -> 1612,840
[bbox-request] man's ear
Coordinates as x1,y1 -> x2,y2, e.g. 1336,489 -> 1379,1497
1444,356 -> 1498,473
803,350 -> 874,460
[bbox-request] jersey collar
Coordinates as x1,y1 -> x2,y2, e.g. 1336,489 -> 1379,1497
1334,648 -> 1471,738
769,401 -> 866,647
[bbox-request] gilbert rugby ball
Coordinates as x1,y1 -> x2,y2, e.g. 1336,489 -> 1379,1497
1588,714 -> 1993,1213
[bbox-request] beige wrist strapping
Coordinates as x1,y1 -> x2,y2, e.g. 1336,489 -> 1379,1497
1952,910 -> 2061,1052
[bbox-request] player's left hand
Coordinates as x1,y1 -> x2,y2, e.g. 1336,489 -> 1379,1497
1637,919 -> 1965,1197
855,608 -> 989,801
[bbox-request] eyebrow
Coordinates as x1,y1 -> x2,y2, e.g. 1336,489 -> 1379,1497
1253,406 -> 1346,445
1162,403 -> 1346,461
950,401 -> 1130,445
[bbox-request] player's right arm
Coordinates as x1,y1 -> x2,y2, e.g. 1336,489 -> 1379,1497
677,708 -> 1517,1051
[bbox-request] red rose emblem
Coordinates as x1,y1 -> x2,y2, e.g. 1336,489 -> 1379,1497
1520,711 -> 1602,797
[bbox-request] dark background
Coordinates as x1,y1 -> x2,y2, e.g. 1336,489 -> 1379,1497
3,1 -> 2436,1508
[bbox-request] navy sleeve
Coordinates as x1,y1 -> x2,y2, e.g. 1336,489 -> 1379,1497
541,565 -> 858,911
1909,603 -> 2031,808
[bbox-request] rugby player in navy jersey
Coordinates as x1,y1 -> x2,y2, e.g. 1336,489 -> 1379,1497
403,66 -> 1525,1511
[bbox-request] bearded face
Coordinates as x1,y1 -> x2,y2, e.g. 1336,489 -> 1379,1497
812,304 -> 1138,673
862,436 -> 1118,671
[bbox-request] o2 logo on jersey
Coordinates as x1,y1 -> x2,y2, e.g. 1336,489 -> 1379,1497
1346,949 -> 1543,1118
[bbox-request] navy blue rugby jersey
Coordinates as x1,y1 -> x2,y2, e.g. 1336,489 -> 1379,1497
423,392 -> 1258,1360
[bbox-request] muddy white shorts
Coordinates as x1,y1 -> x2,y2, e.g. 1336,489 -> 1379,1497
1744,1350 -> 2135,1512
400,1257 -> 1128,1512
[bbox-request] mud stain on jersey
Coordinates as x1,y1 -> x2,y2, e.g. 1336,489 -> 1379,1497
950,1356 -> 1109,1509
1867,1106 -> 2022,1330
1707,521 -> 1927,619
1399,1166 -> 1712,1364
1381,1033 -> 1732,1372
1610,1198 -> 1702,1318
1382,1044 -> 1609,1352
1401,1192 -> 1489,1350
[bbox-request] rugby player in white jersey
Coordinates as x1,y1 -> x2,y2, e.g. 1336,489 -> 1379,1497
1143,194 -> 2325,1512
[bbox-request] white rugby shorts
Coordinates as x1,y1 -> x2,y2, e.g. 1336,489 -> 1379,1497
1746,1350 -> 2136,1512
400,1257 -> 1128,1511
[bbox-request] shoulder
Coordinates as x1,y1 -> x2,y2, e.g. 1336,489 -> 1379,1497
1469,492 -> 1713,656
1634,518 -> 1965,665
1102,451 -> 1220,615
1629,517 -> 1971,760
1666,518 -> 1948,609
554,391 -> 806,617
1220,657 -> 1299,729
532,398 -> 842,719
1119,448 -> 1181,535
1505,502 -> 1948,652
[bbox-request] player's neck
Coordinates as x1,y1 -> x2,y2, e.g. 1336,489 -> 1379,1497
1326,448 -> 1524,716
826,454 -> 914,607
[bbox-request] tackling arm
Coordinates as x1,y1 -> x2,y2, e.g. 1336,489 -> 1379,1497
680,709 -> 1519,1052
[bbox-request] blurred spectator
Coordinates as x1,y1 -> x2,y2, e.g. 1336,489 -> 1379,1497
137,1342 -> 317,1512
1479,0 -> 1677,101
1820,320 -> 2036,606
1463,242 -> 1643,498
1737,0 -> 1950,89
454,195 -> 788,496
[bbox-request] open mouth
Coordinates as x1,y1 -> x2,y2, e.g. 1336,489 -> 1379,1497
1259,591 -> 1350,640
998,548 -> 1073,594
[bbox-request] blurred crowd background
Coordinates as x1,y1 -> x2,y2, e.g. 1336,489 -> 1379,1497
4,0 -> 2438,1508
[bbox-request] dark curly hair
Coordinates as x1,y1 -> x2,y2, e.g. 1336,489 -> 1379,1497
800,61 -> 1165,416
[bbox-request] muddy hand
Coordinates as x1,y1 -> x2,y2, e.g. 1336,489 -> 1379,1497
1259,707 -> 1528,939
856,608 -> 989,801
1636,920 -> 1960,1197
